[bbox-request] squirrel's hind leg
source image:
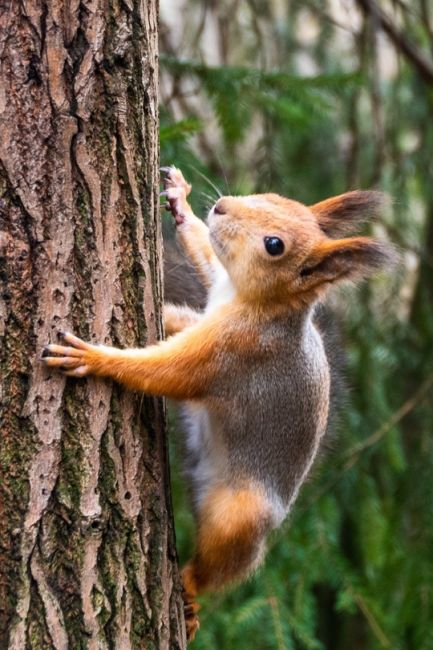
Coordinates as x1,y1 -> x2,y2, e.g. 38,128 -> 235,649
181,484 -> 272,641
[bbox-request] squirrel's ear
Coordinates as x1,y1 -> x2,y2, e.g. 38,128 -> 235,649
310,191 -> 389,237
300,236 -> 394,286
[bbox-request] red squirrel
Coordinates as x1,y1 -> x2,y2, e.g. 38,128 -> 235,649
42,167 -> 393,641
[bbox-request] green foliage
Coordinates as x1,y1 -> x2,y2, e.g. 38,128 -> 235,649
160,117 -> 203,143
160,3 -> 433,647
162,55 -> 359,146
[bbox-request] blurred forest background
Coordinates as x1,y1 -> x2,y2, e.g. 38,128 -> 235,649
159,1 -> 433,648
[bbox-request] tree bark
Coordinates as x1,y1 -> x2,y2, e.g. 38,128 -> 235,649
0,1 -> 185,648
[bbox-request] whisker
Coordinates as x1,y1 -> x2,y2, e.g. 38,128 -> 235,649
214,153 -> 231,195
189,165 -> 222,198
164,262 -> 186,275
200,192 -> 218,205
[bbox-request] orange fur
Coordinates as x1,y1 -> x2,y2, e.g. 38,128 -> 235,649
43,305 -> 260,400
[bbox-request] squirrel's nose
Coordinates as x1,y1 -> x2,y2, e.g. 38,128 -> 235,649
213,200 -> 226,215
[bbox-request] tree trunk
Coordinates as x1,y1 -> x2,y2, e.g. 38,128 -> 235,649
0,1 -> 185,648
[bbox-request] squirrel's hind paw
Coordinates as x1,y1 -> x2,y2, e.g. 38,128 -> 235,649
181,562 -> 201,642
182,592 -> 200,642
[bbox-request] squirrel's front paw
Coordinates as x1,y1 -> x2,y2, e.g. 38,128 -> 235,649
160,166 -> 192,225
41,332 -> 97,377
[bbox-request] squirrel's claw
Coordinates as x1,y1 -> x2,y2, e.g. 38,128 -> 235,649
160,165 -> 191,195
41,332 -> 94,377
160,185 -> 188,225
182,596 -> 200,642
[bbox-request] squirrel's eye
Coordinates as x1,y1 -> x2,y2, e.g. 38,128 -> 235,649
264,236 -> 285,256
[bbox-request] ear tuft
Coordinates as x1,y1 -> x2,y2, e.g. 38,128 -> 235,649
301,236 -> 397,287
310,191 -> 390,237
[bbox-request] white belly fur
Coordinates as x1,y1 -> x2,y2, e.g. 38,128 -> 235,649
205,262 -> 236,314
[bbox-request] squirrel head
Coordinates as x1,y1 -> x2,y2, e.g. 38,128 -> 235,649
207,190 -> 394,310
